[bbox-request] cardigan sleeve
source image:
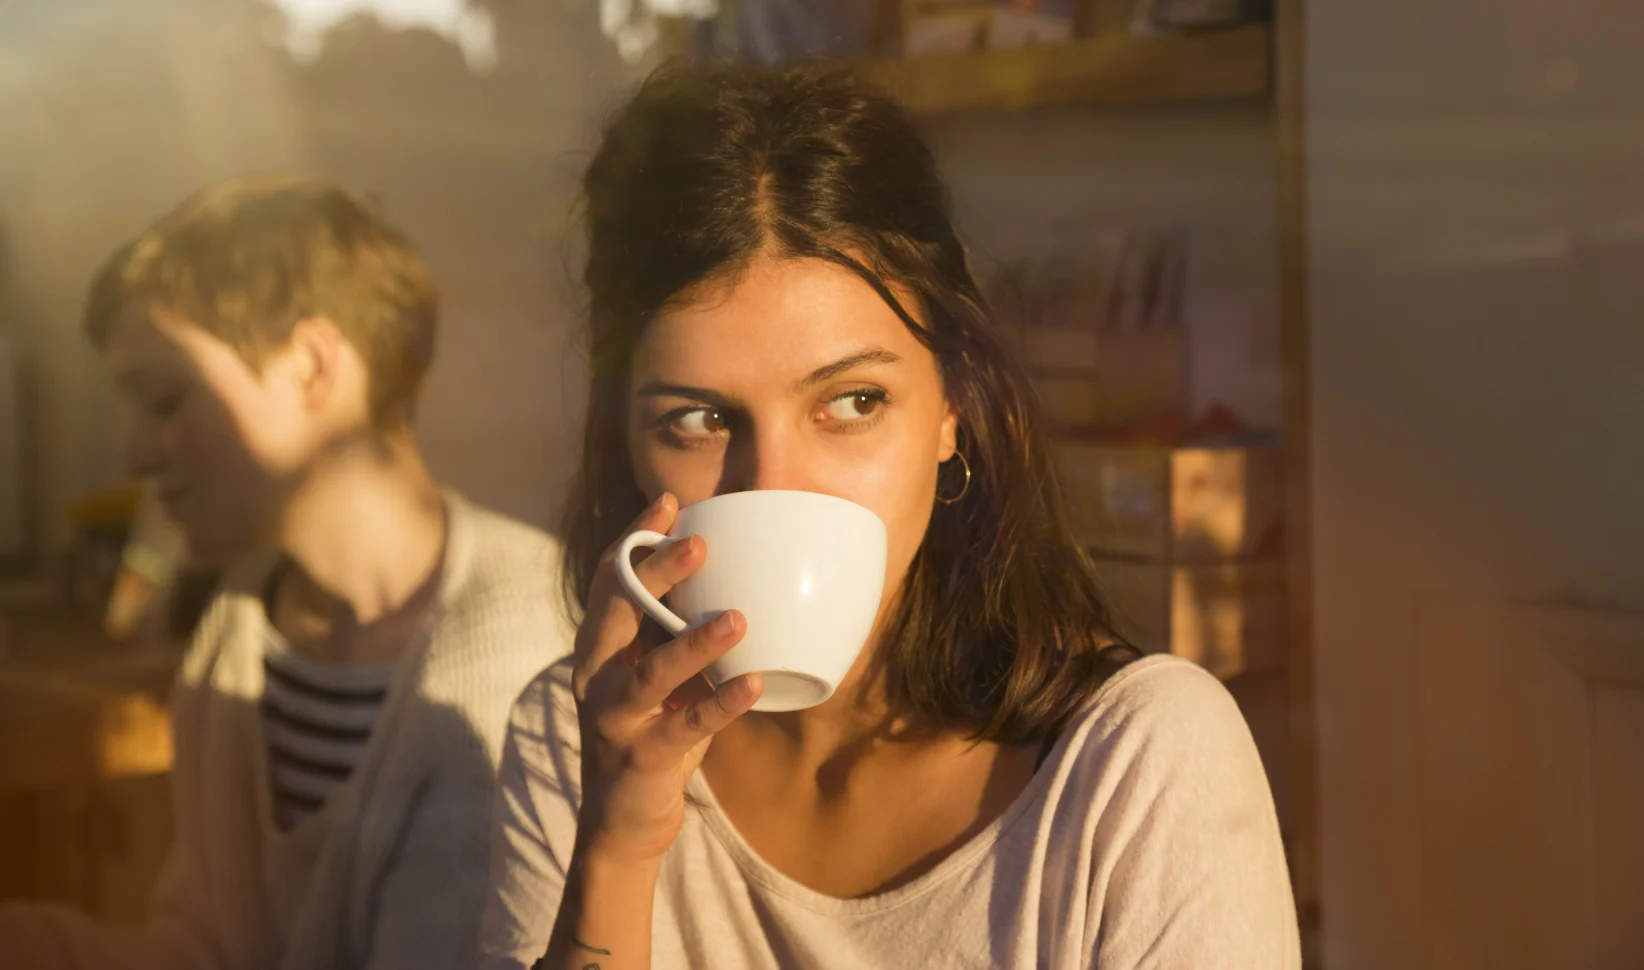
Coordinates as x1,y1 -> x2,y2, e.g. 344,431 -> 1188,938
361,736 -> 498,970
363,584 -> 576,970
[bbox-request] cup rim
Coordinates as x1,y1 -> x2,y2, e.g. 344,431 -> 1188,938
676,489 -> 887,530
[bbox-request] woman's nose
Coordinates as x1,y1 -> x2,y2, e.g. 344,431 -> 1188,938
720,429 -> 818,495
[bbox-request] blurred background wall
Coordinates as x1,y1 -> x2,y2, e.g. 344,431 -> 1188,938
0,0 -> 1281,559
0,0 -> 651,558
1305,0 -> 1644,966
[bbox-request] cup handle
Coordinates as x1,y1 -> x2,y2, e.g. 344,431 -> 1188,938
613,530 -> 691,637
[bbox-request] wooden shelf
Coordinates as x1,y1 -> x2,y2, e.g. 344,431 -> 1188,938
846,26 -> 1271,115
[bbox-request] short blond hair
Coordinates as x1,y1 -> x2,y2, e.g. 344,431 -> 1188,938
85,174 -> 438,424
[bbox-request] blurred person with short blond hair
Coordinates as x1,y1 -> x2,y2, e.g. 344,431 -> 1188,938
2,175 -> 573,970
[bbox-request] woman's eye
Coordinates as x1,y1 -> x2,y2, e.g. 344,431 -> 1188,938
671,408 -> 729,436
822,390 -> 886,422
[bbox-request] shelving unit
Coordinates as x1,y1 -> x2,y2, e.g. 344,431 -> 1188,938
846,25 -> 1271,114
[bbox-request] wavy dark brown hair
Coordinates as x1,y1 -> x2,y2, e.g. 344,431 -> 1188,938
563,64 -> 1134,745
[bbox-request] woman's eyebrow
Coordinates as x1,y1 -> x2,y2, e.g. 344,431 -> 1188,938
794,348 -> 902,391
632,381 -> 740,411
632,349 -> 901,406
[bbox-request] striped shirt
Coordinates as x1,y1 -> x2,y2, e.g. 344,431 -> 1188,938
262,640 -> 395,830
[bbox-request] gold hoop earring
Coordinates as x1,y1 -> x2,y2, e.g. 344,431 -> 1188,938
936,451 -> 972,505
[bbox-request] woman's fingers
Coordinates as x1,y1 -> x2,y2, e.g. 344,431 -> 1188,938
583,610 -> 750,768
575,493 -> 707,692
630,533 -> 706,602
585,493 -> 678,631
662,669 -> 717,712
649,672 -> 764,754
584,532 -> 703,669
623,610 -> 744,712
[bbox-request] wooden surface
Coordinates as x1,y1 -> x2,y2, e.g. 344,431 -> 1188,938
1416,601 -> 1644,969
1098,557 -> 1287,680
0,603 -> 180,916
0,669 -> 174,789
0,607 -> 178,792
849,26 -> 1272,115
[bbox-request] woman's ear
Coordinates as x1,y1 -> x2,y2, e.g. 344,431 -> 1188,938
938,398 -> 960,463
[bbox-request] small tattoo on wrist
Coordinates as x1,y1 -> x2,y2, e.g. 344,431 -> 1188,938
574,938 -> 613,956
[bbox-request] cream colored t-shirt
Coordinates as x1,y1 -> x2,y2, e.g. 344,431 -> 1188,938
478,655 -> 1301,969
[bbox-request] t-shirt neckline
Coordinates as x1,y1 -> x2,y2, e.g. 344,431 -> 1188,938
679,657 -> 1171,917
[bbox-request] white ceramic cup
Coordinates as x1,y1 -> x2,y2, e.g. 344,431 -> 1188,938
614,490 -> 888,712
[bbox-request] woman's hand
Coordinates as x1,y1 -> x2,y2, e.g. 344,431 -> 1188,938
571,492 -> 763,866
545,494 -> 762,969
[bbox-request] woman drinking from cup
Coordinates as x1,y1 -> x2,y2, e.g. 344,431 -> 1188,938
478,65 -> 1300,970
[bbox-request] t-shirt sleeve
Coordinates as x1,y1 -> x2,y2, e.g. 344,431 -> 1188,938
475,661 -> 584,970
1085,661 -> 1302,970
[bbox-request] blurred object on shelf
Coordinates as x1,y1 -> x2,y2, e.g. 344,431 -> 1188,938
1102,327 -> 1189,424
1072,402 -> 1287,679
847,0 -> 1271,65
1021,325 -> 1100,371
63,488 -> 140,622
989,228 -> 1185,340
1026,328 -> 1188,431
603,0 -> 719,63
694,0 -> 887,61
66,489 -> 139,534
1132,0 -> 1271,32
103,571 -> 155,642
1026,239 -> 1121,342
1081,0 -> 1138,35
1104,227 -> 1188,331
900,0 -> 993,57
986,0 -> 1078,49
103,485 -> 190,642
1102,400 -> 1258,446
1032,370 -> 1107,429
982,243 -> 1108,370
1100,555 -> 1284,680
987,229 -> 1190,432
1058,408 -> 1283,561
849,21 -> 1272,111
